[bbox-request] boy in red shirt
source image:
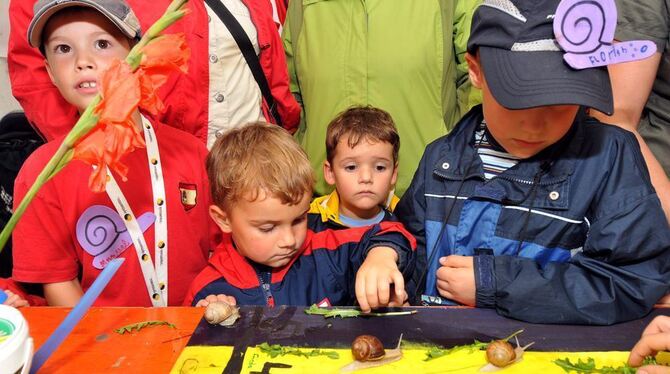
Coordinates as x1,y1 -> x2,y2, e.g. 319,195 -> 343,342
12,0 -> 214,307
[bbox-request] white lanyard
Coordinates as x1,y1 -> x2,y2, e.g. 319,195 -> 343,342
105,116 -> 168,307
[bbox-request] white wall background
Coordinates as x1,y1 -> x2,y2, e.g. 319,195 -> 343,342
1,0 -> 23,117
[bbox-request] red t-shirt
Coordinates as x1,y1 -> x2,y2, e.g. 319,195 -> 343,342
12,120 -> 214,306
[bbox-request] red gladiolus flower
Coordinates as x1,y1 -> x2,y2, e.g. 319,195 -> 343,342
73,60 -> 145,192
72,34 -> 189,192
138,33 -> 190,115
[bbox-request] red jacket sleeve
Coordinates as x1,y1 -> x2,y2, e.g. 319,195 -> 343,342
8,0 -> 79,141
246,0 -> 301,132
0,278 -> 47,306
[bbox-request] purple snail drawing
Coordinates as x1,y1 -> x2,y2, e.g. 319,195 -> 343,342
554,0 -> 656,69
76,205 -> 155,269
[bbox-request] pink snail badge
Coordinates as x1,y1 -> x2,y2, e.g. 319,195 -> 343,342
554,0 -> 657,69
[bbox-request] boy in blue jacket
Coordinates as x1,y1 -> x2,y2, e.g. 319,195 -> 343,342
396,0 -> 670,325
185,123 -> 415,311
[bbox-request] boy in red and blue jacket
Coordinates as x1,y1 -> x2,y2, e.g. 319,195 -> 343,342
184,123 -> 416,310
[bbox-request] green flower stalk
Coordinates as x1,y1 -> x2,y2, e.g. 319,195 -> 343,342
0,0 -> 190,253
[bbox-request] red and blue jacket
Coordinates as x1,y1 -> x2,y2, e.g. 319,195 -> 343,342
184,219 -> 416,306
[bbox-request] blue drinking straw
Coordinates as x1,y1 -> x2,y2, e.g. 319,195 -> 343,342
30,258 -> 125,373
0,289 -> 8,304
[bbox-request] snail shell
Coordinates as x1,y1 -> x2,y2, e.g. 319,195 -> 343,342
204,301 -> 240,326
351,335 -> 385,362
486,340 -> 516,367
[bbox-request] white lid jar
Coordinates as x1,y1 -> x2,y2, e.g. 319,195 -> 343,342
0,305 -> 33,374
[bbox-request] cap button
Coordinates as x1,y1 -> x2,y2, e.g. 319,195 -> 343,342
549,191 -> 560,201
442,162 -> 450,170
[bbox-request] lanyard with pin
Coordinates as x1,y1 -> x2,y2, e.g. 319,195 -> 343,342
104,116 -> 168,307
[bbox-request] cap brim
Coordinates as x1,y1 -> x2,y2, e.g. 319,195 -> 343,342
28,1 -> 138,48
479,47 -> 613,115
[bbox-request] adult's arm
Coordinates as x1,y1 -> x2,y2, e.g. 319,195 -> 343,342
591,0 -> 670,223
281,1 -> 306,138
255,0 -> 301,132
592,56 -> 670,224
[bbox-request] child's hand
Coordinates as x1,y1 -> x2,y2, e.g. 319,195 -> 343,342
195,294 -> 237,307
2,290 -> 29,308
355,246 -> 407,313
628,315 -> 670,371
436,255 -> 476,306
657,293 -> 670,306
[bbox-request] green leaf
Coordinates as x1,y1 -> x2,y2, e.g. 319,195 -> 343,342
304,304 -> 361,319
423,340 -> 488,361
423,333 -> 504,362
304,304 -> 417,319
553,356 -> 664,373
256,342 -> 339,360
114,320 -> 176,334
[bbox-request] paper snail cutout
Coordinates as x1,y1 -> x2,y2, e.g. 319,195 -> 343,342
76,205 -> 155,269
554,0 -> 657,69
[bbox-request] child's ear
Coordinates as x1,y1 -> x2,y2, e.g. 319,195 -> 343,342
323,160 -> 336,185
466,52 -> 484,89
391,163 -> 399,186
44,59 -> 57,85
209,205 -> 232,233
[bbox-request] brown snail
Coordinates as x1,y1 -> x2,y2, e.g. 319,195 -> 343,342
485,340 -> 516,367
342,334 -> 403,372
480,330 -> 534,372
351,335 -> 386,362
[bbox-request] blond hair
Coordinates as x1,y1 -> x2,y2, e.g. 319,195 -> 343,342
325,106 -> 400,164
207,122 -> 315,210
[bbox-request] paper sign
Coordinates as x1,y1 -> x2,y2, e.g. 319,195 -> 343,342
76,205 -> 155,269
554,0 -> 657,69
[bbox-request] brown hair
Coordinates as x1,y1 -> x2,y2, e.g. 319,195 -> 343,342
325,106 -> 400,164
207,122 -> 315,211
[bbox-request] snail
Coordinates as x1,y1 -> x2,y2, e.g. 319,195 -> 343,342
204,301 -> 240,327
351,335 -> 385,361
480,330 -> 534,372
341,334 -> 403,372
485,340 -> 516,367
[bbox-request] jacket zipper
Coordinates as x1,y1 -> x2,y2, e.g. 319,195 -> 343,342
435,169 -> 561,186
258,271 -> 275,307
433,169 -> 483,182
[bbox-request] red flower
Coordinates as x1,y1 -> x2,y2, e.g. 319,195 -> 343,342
73,60 -> 145,192
72,34 -> 190,192
138,33 -> 190,115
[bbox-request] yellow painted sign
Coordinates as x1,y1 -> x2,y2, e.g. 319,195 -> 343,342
172,346 -> 670,373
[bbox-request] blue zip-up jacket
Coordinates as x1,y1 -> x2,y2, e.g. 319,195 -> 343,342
185,219 -> 416,306
396,105 -> 670,325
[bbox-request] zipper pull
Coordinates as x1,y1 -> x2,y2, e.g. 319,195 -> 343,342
260,274 -> 275,307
